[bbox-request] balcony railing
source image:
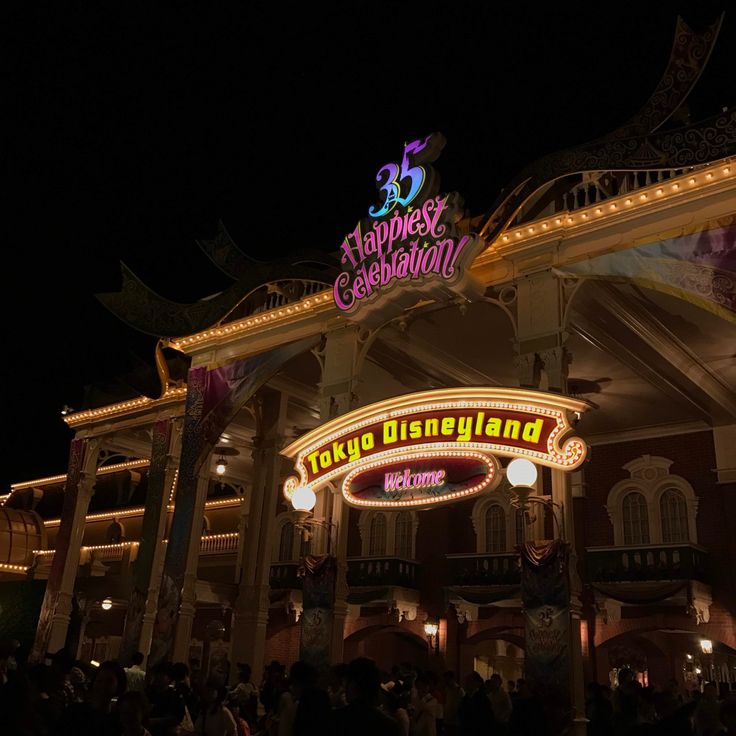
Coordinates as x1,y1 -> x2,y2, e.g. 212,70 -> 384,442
269,562 -> 302,589
586,544 -> 709,583
446,552 -> 521,586
199,533 -> 239,555
347,557 -> 420,589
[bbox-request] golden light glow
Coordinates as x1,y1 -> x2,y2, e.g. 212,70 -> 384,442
0,562 -> 28,573
43,495 -> 243,527
63,387 -> 187,427
11,459 -> 150,492
487,159 -> 733,251
282,387 -> 590,501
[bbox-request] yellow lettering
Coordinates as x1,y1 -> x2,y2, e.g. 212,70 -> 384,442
409,420 -> 423,439
441,417 -> 455,436
522,418 -> 544,444
306,451 -> 320,474
457,416 -> 473,442
319,450 -> 332,468
503,419 -> 521,440
485,417 -> 502,437
425,418 -> 439,437
384,420 -> 398,444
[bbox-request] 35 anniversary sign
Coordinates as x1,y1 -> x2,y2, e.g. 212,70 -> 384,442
281,388 -> 591,510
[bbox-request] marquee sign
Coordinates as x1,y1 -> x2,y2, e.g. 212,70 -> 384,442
281,387 -> 591,510
333,133 -> 486,322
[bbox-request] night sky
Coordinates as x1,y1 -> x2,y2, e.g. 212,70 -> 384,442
4,3 -> 733,490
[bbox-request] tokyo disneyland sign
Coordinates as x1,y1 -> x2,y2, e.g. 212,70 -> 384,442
333,133 -> 486,321
282,388 -> 591,510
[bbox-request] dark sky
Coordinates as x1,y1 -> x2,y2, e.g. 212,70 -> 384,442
4,3 -> 733,490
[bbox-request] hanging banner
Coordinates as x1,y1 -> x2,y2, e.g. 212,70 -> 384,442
299,555 -> 337,670
282,387 -> 590,510
521,541 -> 571,702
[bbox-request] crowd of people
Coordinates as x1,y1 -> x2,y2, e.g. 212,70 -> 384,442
2,637 -> 736,735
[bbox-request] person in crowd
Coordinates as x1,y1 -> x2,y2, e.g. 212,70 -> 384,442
412,673 -> 438,736
226,695 -> 252,736
261,660 -> 288,732
507,680 -> 517,703
194,678 -> 237,736
509,679 -> 546,736
458,672 -> 493,736
721,698 -> 736,735
57,659 -> 127,735
385,684 -> 411,736
442,671 -> 464,736
118,690 -> 153,736
229,663 -> 259,728
695,681 -> 722,736
329,656 -> 402,735
586,681 -> 613,736
327,663 -> 348,709
125,651 -> 147,693
147,661 -> 186,736
173,661 -> 200,723
486,673 -> 512,730
289,660 -> 332,736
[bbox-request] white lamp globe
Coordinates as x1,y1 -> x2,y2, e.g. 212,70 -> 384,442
291,486 -> 317,512
506,458 -> 538,487
101,598 -> 113,611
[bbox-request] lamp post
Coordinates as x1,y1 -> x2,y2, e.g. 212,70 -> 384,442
701,638 -> 714,682
424,619 -> 439,655
290,486 -> 336,553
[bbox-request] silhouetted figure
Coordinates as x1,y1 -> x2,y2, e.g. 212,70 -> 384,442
290,660 -> 331,736
329,657 -> 402,736
458,672 -> 494,736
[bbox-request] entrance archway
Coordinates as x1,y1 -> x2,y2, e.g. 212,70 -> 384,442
344,625 -> 429,672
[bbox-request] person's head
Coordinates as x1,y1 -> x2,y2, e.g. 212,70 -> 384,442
131,652 -> 145,667
289,660 -> 317,698
345,657 -> 381,705
489,673 -> 502,692
617,668 -> 634,688
171,662 -> 189,684
150,662 -> 175,692
118,691 -> 148,733
92,660 -> 127,704
201,677 -> 227,709
237,663 -> 252,683
227,696 -> 242,719
507,680 -> 516,693
415,674 -> 430,697
464,671 -> 484,694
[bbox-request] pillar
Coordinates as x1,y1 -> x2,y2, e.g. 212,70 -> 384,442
317,325 -> 362,665
120,416 -> 183,665
31,437 -> 100,662
172,471 -> 211,662
230,389 -> 288,685
516,272 -> 585,735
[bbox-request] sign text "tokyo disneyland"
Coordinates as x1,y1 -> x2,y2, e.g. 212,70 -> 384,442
333,133 -> 484,319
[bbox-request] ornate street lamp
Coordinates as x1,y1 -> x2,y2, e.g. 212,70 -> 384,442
424,618 -> 439,655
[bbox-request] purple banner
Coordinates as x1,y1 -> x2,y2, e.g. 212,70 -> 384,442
554,217 -> 736,322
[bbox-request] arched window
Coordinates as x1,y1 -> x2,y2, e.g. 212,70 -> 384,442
484,505 -> 506,553
279,522 -> 294,562
622,492 -> 650,545
660,488 -> 689,543
395,511 -> 412,558
369,514 -> 387,556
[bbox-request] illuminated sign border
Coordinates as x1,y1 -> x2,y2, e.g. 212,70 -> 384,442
282,387 -> 591,508
341,448 -> 500,508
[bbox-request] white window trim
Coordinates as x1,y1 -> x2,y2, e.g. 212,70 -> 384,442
471,490 -> 517,553
606,455 -> 698,546
358,510 -> 418,559
273,512 -> 301,562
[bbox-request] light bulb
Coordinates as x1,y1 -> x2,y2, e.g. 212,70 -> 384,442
216,458 -> 227,475
506,458 -> 538,487
101,598 -> 112,610
291,486 -> 317,512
